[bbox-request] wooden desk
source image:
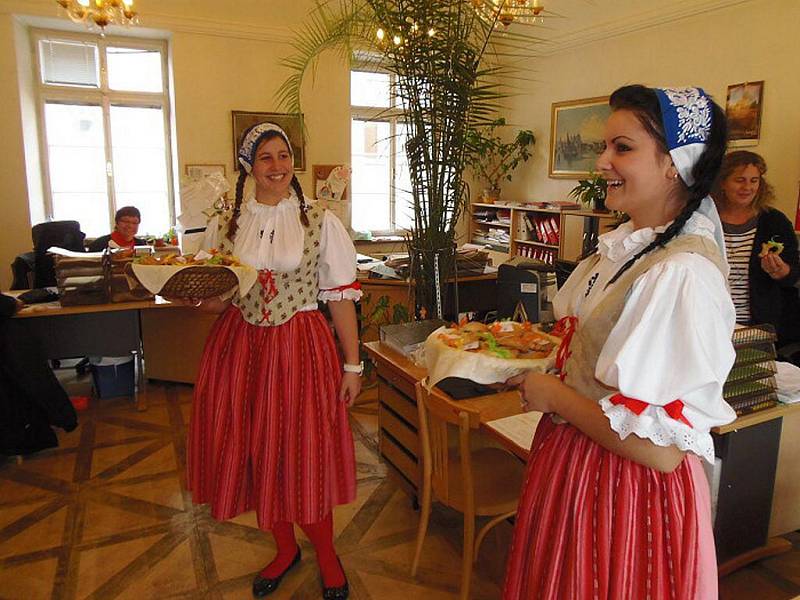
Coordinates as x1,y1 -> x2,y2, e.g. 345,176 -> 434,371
364,340 -> 800,575
8,296 -> 172,409
7,295 -> 217,406
363,341 -> 520,498
710,402 -> 800,572
359,274 -> 498,342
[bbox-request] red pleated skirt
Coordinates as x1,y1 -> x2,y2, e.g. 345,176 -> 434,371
503,417 -> 717,600
186,307 -> 357,529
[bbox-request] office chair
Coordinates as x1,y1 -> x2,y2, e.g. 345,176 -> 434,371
31,220 -> 86,288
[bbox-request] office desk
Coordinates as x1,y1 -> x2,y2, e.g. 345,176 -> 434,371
364,339 -> 800,574
359,274 -> 497,342
8,296 -> 178,409
363,340 -> 520,498
483,398 -> 800,572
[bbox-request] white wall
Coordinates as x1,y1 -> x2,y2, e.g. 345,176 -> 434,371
503,0 -> 800,221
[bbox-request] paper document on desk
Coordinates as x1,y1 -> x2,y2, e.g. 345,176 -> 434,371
776,361 -> 800,404
485,411 -> 543,454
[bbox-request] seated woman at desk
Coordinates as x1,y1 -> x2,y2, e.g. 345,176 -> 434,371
503,86 -> 737,599
87,206 -> 146,252
712,151 -> 800,354
0,293 -> 77,455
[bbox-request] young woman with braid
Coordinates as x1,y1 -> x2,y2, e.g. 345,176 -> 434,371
502,86 -> 737,600
188,123 -> 361,599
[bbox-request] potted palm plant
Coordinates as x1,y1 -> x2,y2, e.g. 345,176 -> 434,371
278,0 -> 540,319
465,118 -> 535,203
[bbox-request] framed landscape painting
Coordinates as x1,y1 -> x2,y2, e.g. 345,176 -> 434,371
726,81 -> 764,146
231,111 -> 306,172
549,96 -> 611,179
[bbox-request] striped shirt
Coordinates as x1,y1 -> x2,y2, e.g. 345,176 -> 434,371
722,217 -> 758,324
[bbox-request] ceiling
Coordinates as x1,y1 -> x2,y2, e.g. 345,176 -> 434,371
5,0 -> 754,52
506,0 -> 753,55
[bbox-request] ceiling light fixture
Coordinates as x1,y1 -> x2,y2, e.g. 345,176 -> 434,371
55,0 -> 138,31
473,0 -> 546,28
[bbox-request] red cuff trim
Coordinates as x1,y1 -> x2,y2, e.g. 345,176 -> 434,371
321,281 -> 361,293
609,394 -> 692,428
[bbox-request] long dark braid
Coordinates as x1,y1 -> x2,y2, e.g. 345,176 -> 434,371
226,168 -> 248,241
291,175 -> 310,227
605,85 -> 728,288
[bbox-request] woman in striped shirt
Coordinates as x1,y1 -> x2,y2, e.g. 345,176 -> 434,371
713,151 -> 800,347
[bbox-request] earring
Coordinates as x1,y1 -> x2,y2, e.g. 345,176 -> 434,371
673,172 -> 679,180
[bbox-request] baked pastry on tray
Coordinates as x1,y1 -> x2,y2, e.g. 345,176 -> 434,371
424,320 -> 562,388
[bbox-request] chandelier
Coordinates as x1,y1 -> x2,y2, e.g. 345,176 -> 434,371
472,0 -> 546,28
55,0 -> 138,30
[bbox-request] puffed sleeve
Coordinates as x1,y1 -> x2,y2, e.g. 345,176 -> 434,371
318,210 -> 362,302
595,253 -> 737,463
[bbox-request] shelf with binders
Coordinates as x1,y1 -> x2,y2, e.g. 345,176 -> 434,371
469,203 -> 511,251
468,201 -> 617,264
510,207 -> 561,264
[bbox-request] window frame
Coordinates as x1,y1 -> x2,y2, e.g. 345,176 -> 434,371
31,28 -> 175,234
350,67 -> 409,236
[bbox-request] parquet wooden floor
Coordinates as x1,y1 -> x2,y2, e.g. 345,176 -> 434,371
0,377 -> 798,599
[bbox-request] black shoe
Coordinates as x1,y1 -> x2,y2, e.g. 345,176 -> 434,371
321,558 -> 349,600
252,547 -> 301,598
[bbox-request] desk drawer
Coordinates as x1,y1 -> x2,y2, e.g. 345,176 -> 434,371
380,430 -> 419,489
379,380 -> 418,427
379,403 -> 418,456
375,361 -> 417,399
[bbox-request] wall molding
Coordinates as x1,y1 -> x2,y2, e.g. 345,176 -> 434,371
535,0 -> 754,56
0,0 -> 754,53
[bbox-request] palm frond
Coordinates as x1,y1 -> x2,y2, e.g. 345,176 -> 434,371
278,0 -> 544,318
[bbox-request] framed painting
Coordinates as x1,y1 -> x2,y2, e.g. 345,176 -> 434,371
549,96 -> 611,179
231,111 -> 306,172
726,81 -> 764,146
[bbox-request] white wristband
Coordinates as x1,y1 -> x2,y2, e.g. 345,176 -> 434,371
343,362 -> 364,375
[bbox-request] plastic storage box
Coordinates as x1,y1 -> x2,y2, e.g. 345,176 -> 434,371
91,357 -> 136,399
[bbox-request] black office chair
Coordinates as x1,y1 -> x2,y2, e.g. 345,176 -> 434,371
31,221 -> 86,288
10,253 -> 35,290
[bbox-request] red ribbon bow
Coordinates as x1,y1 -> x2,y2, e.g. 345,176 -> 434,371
553,316 -> 578,381
257,269 -> 279,324
609,394 -> 692,427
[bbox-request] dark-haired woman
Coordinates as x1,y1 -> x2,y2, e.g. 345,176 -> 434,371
713,151 -> 800,351
189,123 -> 360,599
503,87 -> 737,599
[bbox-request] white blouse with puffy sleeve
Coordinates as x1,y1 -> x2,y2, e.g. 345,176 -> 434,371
203,193 -> 361,309
553,210 -> 737,463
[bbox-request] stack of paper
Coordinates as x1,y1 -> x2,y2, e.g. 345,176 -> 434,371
775,361 -> 800,404
484,411 -> 543,454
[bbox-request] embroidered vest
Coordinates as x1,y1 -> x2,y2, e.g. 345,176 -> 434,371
561,234 -> 727,401
215,205 -> 324,327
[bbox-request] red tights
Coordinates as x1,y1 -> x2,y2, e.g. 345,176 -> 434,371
260,514 -> 345,587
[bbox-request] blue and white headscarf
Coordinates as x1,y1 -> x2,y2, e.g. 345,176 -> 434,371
237,122 -> 293,174
654,87 -> 712,187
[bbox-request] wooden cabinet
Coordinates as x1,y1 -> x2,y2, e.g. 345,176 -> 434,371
140,307 -> 219,383
365,341 -> 427,498
468,202 -> 617,264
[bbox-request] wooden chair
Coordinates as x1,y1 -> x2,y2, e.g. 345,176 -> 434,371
410,380 -> 524,599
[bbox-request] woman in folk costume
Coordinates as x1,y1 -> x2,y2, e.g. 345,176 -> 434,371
503,85 -> 737,600
187,122 -> 361,600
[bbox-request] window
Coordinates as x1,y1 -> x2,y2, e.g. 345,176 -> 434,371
350,70 -> 413,234
33,31 -> 173,238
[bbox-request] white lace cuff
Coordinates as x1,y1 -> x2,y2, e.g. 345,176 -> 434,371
318,288 -> 363,303
599,396 -> 716,464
